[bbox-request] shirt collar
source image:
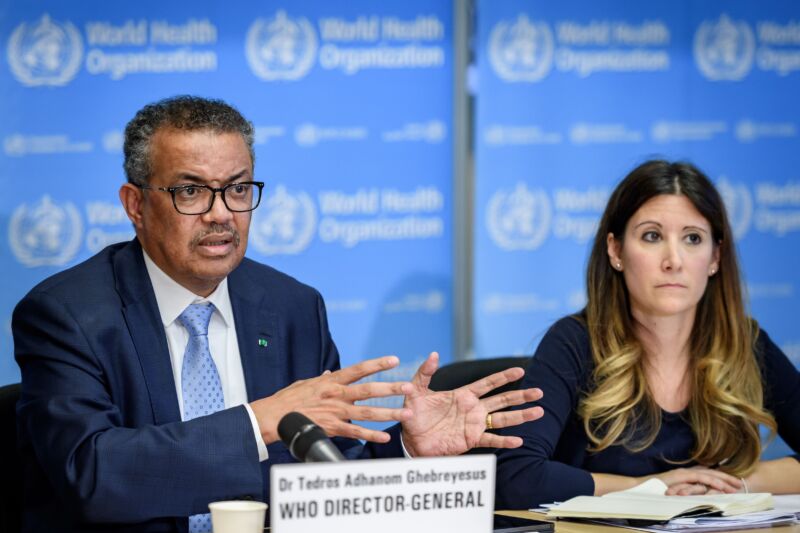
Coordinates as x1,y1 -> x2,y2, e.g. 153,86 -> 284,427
142,249 -> 234,328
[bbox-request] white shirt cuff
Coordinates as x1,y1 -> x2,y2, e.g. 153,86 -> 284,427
244,403 -> 269,462
399,431 -> 414,458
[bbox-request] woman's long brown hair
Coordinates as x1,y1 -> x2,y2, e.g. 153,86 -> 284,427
579,160 -> 775,475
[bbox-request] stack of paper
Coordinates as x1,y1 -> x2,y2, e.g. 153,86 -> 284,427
657,510 -> 798,530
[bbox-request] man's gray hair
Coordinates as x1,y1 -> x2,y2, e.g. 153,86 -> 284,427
123,95 -> 255,186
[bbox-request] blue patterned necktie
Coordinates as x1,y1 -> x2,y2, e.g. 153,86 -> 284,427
179,302 -> 224,533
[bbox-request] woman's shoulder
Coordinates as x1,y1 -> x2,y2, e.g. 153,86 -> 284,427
524,313 -> 595,391
545,313 -> 590,341
753,322 -> 777,352
534,313 -> 593,366
751,322 -> 795,370
750,321 -> 800,410
751,322 -> 787,363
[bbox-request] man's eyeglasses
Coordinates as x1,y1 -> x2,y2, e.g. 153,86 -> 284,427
137,181 -> 264,215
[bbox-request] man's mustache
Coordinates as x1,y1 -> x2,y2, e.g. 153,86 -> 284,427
189,223 -> 241,249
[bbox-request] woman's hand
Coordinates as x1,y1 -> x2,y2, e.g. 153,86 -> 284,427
649,467 -> 742,495
593,467 -> 741,496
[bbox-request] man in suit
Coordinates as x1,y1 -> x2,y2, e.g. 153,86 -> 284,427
13,96 -> 543,533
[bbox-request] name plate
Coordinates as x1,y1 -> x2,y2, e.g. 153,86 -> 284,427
270,454 -> 495,533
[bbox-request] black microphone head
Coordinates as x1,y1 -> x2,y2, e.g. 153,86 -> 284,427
292,425 -> 331,462
278,412 -> 331,462
278,412 -> 313,445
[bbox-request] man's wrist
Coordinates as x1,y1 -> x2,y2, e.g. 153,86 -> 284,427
250,398 -> 279,445
399,431 -> 415,458
243,403 -> 270,462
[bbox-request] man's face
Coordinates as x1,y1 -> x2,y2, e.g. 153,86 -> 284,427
121,127 -> 253,296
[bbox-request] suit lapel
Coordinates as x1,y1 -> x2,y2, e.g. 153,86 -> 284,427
114,240 -> 182,425
229,263 -> 284,402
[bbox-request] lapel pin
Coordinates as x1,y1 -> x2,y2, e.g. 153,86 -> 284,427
258,338 -> 268,348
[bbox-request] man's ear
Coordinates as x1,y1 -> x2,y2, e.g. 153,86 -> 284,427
607,232 -> 623,270
119,183 -> 145,229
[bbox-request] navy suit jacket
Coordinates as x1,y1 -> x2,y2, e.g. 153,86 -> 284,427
13,239 -> 402,533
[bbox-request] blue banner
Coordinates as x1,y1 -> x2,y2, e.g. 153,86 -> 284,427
0,0 -> 454,386
474,0 -> 800,456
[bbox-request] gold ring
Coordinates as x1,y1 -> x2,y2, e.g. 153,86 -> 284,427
485,413 -> 493,430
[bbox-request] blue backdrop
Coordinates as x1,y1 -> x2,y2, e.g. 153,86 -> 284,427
3,1 -> 800,455
474,0 -> 800,456
0,0 -> 454,386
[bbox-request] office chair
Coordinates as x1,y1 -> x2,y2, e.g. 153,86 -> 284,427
428,356 -> 531,397
428,356 -> 531,455
0,383 -> 22,533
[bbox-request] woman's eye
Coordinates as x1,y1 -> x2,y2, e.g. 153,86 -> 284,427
642,231 -> 660,242
685,233 -> 702,245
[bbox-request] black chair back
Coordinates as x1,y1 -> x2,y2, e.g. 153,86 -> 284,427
0,383 -> 22,533
428,356 -> 530,397
428,356 -> 531,455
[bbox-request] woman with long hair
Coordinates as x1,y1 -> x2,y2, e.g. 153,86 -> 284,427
495,160 -> 800,509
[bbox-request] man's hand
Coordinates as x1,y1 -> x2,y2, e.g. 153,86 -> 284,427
400,352 -> 544,457
251,355 -> 414,445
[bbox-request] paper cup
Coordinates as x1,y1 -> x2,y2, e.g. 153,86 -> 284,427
208,500 -> 267,533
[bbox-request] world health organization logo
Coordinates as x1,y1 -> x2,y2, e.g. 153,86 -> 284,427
245,10 -> 317,81
694,14 -> 755,81
250,185 -> 317,255
716,177 -> 753,240
7,14 -> 83,87
295,123 -> 319,147
9,196 -> 83,267
486,183 -> 552,251
489,15 -> 554,83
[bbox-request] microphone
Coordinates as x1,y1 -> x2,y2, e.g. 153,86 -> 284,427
277,412 -> 345,463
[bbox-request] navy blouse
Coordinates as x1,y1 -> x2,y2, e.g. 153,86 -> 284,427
495,316 -> 800,509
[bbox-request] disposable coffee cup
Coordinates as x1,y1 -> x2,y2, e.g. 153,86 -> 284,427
208,500 -> 267,533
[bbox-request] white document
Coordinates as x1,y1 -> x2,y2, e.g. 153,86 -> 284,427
546,479 -> 774,521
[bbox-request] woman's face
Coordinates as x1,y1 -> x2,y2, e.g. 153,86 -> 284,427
607,194 -> 720,322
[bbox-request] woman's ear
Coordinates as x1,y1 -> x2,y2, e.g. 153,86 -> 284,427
709,242 -> 721,276
607,232 -> 623,271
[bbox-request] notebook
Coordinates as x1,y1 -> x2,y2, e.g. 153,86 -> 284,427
545,479 -> 773,522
